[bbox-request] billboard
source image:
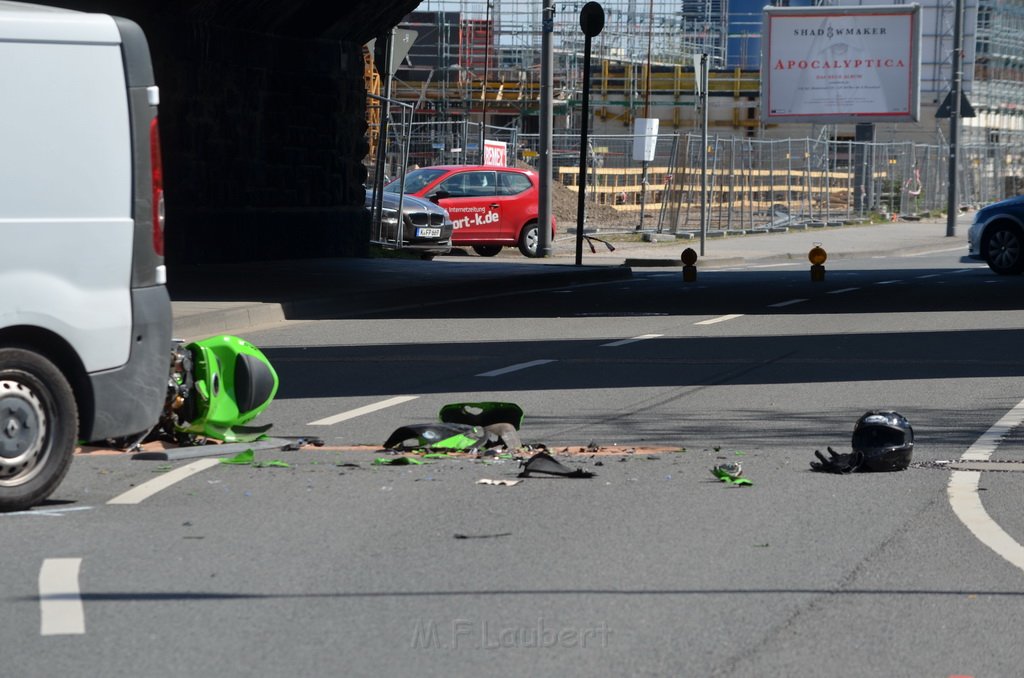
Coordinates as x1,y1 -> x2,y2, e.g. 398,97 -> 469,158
762,5 -> 921,124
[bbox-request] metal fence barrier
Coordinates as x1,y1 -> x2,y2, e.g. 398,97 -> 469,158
517,132 -> 1024,234
367,101 -> 1024,239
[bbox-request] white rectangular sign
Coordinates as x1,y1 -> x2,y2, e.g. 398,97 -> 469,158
762,5 -> 920,124
632,118 -> 659,162
483,139 -> 507,167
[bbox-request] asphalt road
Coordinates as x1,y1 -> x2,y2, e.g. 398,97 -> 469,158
5,250 -> 1024,677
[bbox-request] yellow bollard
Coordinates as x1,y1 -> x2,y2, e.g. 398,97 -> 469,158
809,244 -> 827,282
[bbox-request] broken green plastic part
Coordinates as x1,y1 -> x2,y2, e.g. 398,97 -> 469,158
431,433 -> 485,450
221,449 -> 255,465
219,449 -> 290,468
711,467 -> 753,485
253,460 -> 290,468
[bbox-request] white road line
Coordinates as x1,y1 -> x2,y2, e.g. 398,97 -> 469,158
906,246 -> 965,257
2,506 -> 93,518
827,287 -> 860,295
107,458 -> 221,505
308,395 -> 419,426
39,558 -> 85,636
749,263 -> 799,269
602,334 -> 663,347
874,280 -> 901,285
695,314 -> 744,325
948,396 -> 1024,575
477,359 -> 555,377
767,299 -> 807,308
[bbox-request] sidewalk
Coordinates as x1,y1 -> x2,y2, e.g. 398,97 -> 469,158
169,213 -> 973,339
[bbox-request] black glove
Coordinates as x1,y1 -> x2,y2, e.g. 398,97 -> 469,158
810,447 -> 863,474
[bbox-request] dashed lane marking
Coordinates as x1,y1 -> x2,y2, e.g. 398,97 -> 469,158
477,359 -> 556,377
309,395 -> 419,426
39,558 -> 85,636
107,458 -> 221,505
906,246 -> 967,257
826,287 -> 860,295
602,334 -> 663,347
695,314 -> 744,325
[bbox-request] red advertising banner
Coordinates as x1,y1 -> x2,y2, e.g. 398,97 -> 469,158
483,140 -> 507,167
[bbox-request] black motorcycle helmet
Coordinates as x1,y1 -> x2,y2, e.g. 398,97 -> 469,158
851,410 -> 914,471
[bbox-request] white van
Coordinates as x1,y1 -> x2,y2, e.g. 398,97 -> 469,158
0,2 -> 171,510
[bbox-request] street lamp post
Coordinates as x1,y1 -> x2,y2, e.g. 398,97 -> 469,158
576,2 -> 605,265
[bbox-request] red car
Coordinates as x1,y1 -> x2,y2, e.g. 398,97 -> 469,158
384,165 -> 555,257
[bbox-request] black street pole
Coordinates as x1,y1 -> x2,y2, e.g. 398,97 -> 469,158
576,2 -> 605,266
946,0 -> 964,237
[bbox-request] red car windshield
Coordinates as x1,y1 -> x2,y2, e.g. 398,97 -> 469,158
383,168 -> 447,195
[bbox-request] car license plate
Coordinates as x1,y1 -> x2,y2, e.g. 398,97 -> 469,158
415,227 -> 442,238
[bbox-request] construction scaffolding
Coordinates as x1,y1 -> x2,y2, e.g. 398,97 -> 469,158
364,0 -> 1024,217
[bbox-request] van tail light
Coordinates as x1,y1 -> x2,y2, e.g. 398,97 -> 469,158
150,116 -> 165,256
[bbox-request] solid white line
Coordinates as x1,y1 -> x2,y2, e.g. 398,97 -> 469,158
826,287 -> 860,295
308,395 -> 419,426
107,458 -> 221,505
39,558 -> 85,636
477,359 -> 555,377
767,299 -> 807,308
948,396 -> 1024,575
602,334 -> 663,347
695,314 -> 744,325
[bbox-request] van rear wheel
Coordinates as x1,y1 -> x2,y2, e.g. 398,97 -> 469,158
0,349 -> 77,512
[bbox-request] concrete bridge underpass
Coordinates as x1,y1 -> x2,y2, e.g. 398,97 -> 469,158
43,0 -> 421,264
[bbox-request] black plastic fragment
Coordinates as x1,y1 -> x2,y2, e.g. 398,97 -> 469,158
518,451 -> 595,478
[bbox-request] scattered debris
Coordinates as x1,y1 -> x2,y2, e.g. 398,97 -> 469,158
219,449 -> 289,468
372,457 -> 425,466
518,452 -> 596,479
454,532 -> 512,540
220,450 -> 255,465
477,478 -> 522,487
711,463 -> 752,486
253,460 -> 290,468
280,436 -> 325,451
382,423 -> 490,454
